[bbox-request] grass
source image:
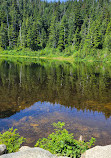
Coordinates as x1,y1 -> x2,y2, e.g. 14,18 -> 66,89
0,48 -> 76,62
0,47 -> 111,63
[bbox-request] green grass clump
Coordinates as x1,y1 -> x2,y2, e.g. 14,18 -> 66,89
35,122 -> 95,158
0,128 -> 25,153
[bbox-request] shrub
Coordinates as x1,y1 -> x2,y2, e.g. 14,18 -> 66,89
0,128 -> 26,153
35,122 -> 95,158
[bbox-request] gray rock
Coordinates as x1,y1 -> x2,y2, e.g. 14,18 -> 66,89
19,146 -> 32,151
0,146 -> 70,158
81,145 -> 111,158
19,146 -> 70,158
0,147 -> 57,158
0,144 -> 6,155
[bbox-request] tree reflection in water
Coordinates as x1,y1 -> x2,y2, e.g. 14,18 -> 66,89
0,58 -> 111,146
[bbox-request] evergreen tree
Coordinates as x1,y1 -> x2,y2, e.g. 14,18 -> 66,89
0,0 -> 110,55
0,22 -> 8,49
48,15 -> 58,48
58,15 -> 68,51
104,21 -> 111,52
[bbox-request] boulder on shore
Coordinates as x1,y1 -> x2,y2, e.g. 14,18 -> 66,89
1,145 -> 111,158
0,146 -> 69,158
0,145 -> 6,155
81,145 -> 111,158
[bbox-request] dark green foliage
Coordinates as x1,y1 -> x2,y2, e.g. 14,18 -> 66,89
0,128 -> 26,153
35,122 -> 95,158
0,0 -> 111,57
104,21 -> 111,52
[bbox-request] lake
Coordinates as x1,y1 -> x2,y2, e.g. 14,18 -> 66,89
0,58 -> 111,146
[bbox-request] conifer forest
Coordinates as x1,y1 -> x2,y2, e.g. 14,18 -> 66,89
0,0 -> 111,57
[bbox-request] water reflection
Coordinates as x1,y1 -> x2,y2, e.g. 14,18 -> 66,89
1,101 -> 111,146
0,58 -> 111,146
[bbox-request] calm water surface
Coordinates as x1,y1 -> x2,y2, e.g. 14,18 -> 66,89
0,58 -> 111,146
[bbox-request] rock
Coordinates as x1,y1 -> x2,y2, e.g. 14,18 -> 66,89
81,145 -> 111,158
19,147 -> 70,158
0,146 -> 70,158
0,147 -> 57,158
19,146 -> 32,151
1,144 -> 111,158
0,144 -> 6,155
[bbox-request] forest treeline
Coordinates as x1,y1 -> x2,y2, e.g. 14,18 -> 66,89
0,0 -> 111,57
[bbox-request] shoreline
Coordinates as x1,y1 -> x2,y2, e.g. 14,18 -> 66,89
0,54 -> 109,63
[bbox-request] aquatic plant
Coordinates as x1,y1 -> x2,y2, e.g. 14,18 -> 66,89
35,122 -> 95,158
0,128 -> 25,153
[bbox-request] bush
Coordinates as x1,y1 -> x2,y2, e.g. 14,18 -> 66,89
0,128 -> 26,153
35,122 -> 95,158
